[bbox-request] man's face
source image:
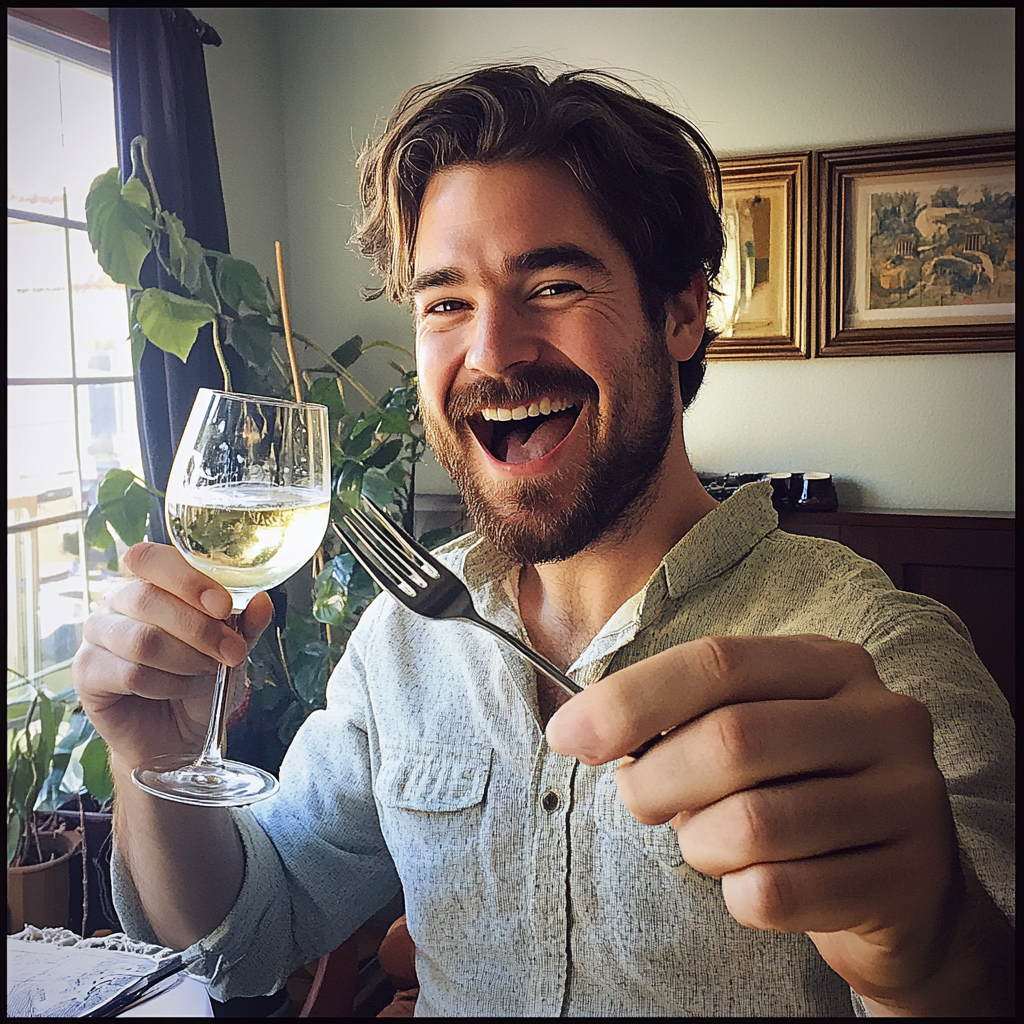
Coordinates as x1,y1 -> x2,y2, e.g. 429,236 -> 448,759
411,160 -> 680,563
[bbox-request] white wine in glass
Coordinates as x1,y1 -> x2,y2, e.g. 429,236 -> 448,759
132,389 -> 331,806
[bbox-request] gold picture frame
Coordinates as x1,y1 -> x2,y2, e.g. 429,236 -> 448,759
816,132 -> 1015,356
706,152 -> 811,360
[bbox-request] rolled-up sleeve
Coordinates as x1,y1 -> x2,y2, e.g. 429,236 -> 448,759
111,600 -> 402,1000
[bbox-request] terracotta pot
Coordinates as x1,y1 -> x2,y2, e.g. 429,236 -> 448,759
7,828 -> 83,933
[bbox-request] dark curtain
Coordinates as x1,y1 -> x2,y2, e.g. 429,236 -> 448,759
109,7 -> 235,543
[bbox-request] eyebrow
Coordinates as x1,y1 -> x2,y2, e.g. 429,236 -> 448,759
407,244 -> 611,301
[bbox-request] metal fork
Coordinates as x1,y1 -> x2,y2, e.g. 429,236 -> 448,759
336,499 -> 582,698
336,500 -> 662,759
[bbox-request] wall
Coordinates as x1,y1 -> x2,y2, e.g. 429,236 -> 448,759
198,8 -> 1015,510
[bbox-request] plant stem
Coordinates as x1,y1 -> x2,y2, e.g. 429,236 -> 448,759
290,331 -> 379,408
212,317 -> 232,392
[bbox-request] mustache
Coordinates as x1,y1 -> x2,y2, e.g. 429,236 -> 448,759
444,365 -> 599,425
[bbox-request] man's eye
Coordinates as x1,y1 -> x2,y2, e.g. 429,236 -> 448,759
425,298 -> 468,315
533,282 -> 583,298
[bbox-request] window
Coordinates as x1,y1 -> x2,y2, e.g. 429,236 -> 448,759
7,12 -> 144,695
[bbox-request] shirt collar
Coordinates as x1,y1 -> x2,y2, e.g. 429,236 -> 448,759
453,480 -> 778,672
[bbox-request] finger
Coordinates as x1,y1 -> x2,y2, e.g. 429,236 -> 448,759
73,642 -> 216,709
103,581 -> 248,668
83,602 -> 241,680
615,688 -> 926,825
671,759 -> 946,878
719,833 -> 952,936
546,634 -> 879,765
239,591 -> 274,647
122,541 -> 234,620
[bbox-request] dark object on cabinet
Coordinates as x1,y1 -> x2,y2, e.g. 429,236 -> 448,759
779,508 -> 1015,716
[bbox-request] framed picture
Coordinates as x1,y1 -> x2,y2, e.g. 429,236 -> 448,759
817,133 -> 1014,356
706,152 -> 811,360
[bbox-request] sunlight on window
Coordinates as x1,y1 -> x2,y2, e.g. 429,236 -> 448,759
7,33 -> 143,694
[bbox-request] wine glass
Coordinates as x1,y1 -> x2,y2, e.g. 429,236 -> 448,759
132,389 -> 331,806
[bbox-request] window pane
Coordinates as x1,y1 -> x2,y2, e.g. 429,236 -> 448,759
59,60 -> 119,222
69,228 -> 132,378
78,379 -> 145,508
7,521 -> 88,681
7,384 -> 80,525
6,41 -> 65,218
7,217 -> 73,378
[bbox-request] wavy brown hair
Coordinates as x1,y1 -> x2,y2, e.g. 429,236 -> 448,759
353,63 -> 724,408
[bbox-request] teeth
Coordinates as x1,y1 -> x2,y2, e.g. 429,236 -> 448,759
480,396 -> 573,421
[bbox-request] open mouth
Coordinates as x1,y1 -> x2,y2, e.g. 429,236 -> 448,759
468,397 -> 582,465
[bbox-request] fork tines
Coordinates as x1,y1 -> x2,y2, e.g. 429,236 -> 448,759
337,501 -> 439,598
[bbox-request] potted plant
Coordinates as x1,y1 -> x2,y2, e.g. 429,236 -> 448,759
81,136 -> 450,774
7,678 -> 114,933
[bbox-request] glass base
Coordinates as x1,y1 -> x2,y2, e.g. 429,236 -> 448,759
132,754 -> 279,807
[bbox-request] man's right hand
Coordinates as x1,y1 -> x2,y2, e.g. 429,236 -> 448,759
72,542 -> 274,771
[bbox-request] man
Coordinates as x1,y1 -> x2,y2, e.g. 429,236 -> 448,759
73,65 -> 1013,1016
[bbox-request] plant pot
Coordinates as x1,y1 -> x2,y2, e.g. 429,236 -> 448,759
54,808 -> 121,937
7,828 -> 82,934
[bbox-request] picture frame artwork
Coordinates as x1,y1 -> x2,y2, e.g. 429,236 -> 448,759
706,152 -> 810,360
818,133 -> 1014,356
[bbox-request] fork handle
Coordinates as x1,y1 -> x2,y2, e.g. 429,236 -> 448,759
460,612 -> 664,759
459,612 -> 582,696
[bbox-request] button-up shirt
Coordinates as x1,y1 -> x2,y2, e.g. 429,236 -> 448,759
113,482 -> 1015,1016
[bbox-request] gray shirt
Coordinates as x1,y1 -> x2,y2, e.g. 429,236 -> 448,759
113,482 -> 1014,1015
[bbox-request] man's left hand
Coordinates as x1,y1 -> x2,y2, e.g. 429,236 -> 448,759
545,634 -> 1013,1016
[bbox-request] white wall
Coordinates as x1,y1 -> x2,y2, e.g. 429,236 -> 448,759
198,7 -> 1015,510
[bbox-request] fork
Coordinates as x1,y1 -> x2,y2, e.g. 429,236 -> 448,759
336,499 -> 582,698
336,499 -> 660,758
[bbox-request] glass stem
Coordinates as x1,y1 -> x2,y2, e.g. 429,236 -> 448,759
196,612 -> 240,767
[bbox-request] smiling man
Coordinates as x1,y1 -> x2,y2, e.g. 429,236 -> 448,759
73,65 -> 1013,1017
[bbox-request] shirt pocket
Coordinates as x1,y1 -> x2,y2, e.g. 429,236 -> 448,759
373,744 -> 493,906
592,766 -> 685,873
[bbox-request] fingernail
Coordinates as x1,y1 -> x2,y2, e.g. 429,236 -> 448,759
201,590 -> 228,617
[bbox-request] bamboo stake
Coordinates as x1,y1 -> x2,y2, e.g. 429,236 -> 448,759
275,241 -> 303,402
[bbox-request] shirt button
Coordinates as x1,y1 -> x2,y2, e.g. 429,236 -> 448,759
541,789 -> 561,812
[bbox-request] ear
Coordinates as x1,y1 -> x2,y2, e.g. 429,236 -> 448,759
664,272 -> 708,362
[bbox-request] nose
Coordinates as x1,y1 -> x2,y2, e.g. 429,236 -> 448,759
463,298 -> 541,378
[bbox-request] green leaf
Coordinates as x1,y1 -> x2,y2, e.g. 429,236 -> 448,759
361,468 -> 395,508
307,376 -> 347,422
103,481 -> 153,546
97,468 -> 135,504
330,336 -> 363,369
79,736 -> 114,803
161,211 -> 206,294
378,409 -> 414,436
216,256 -> 271,317
136,288 -> 216,362
8,813 -> 23,867
84,504 -> 115,552
35,694 -> 57,781
276,701 -> 309,746
85,167 -> 154,290
195,257 -> 220,310
120,175 -> 152,212
292,641 -> 329,706
229,314 -> 274,368
364,437 -> 403,470
386,460 -> 409,488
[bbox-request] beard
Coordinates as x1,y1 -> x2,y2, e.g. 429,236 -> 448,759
422,326 -> 678,565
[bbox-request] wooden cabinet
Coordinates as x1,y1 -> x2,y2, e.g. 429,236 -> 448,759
779,508 -> 1015,716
